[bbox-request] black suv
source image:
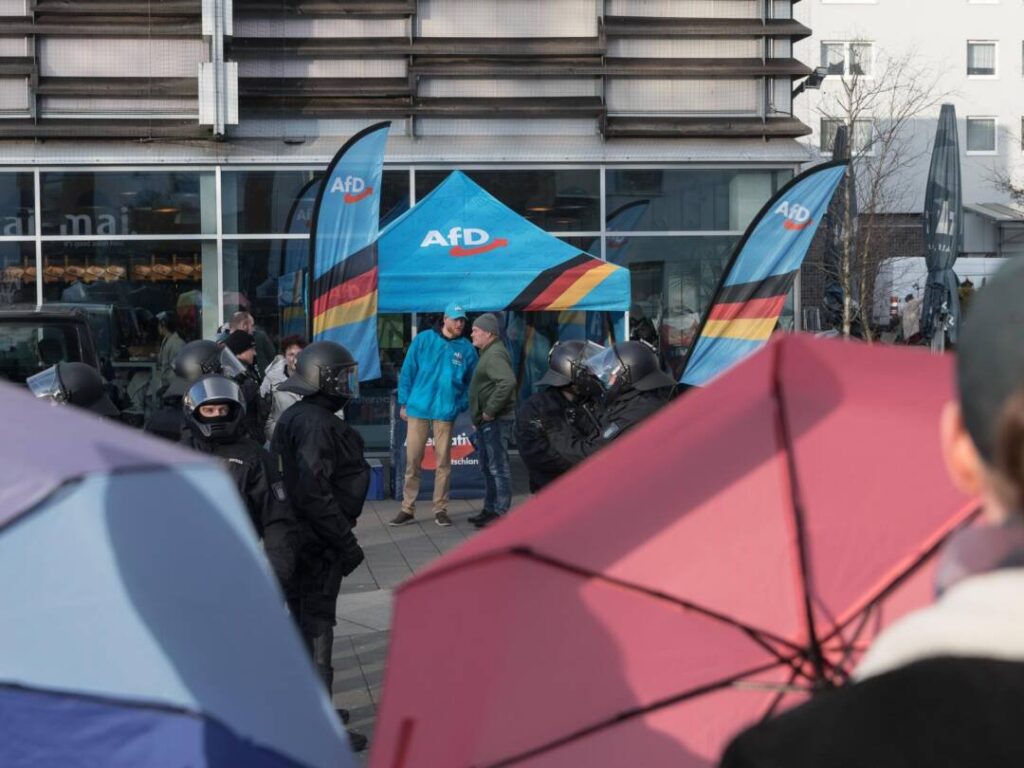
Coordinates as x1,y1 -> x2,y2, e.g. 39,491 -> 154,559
0,305 -> 102,384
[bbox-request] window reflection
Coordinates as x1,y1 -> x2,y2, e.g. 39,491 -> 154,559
608,235 -> 737,379
40,171 -> 212,236
606,170 -> 792,232
0,173 -> 34,237
42,240 -> 212,361
416,169 -> 600,232
222,169 -> 410,235
0,241 -> 37,306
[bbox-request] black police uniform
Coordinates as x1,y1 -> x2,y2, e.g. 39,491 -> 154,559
515,389 -> 601,492
182,430 -> 297,590
272,391 -> 369,687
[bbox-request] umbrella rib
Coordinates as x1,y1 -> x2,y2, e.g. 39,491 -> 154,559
481,659 -> 786,768
514,547 -> 805,658
821,502 -> 982,643
770,342 -> 829,687
758,665 -> 802,723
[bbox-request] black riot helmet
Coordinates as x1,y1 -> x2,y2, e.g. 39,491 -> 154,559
538,340 -> 604,389
584,339 -> 675,398
182,374 -> 245,443
278,341 -> 359,401
173,339 -> 247,383
27,362 -> 120,418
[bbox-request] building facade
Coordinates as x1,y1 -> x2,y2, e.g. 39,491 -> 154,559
794,0 -> 1024,266
0,0 -> 814,446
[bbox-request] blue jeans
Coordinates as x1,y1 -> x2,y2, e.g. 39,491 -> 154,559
477,419 -> 512,515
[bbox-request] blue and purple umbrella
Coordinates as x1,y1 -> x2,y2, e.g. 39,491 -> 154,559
0,384 -> 355,767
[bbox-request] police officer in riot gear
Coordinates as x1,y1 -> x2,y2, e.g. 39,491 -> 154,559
547,339 -> 675,466
27,362 -> 120,419
145,340 -> 248,442
180,374 -> 297,593
514,340 -> 604,493
271,340 -> 369,751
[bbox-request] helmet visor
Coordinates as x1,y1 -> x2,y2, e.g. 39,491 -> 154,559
184,375 -> 245,414
321,362 -> 359,399
26,365 -> 67,404
217,347 -> 247,379
582,345 -> 624,390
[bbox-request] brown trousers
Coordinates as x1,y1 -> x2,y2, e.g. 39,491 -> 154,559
402,417 -> 453,515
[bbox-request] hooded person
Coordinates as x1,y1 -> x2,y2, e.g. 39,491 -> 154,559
260,335 -> 307,443
721,257 -> 1024,768
270,340 -> 369,752
180,374 -> 297,597
27,362 -> 120,420
514,340 -> 604,493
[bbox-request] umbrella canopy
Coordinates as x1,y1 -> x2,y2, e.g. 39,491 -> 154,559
921,103 -> 963,345
370,334 -> 976,768
0,384 -> 355,768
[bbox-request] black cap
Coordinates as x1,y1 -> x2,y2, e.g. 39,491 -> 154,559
224,330 -> 256,356
957,258 -> 1024,462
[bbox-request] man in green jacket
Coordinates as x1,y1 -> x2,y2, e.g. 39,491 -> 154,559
468,313 -> 517,528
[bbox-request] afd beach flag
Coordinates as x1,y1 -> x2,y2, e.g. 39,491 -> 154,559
309,121 -> 390,381
680,161 -> 848,387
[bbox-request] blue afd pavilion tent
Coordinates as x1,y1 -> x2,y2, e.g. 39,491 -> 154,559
0,384 -> 355,768
376,171 -> 630,315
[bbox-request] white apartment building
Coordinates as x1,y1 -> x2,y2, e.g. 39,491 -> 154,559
794,0 -> 1024,262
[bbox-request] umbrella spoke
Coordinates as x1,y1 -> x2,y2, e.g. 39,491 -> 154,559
482,660 -> 787,768
513,547 -> 806,655
770,343 -> 830,688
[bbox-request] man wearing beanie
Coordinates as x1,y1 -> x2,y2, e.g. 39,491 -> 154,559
223,329 -> 265,440
468,313 -> 517,528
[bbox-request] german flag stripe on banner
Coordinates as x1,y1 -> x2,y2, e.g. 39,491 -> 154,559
714,270 -> 796,306
508,254 -> 616,312
313,290 -> 377,335
312,243 -> 376,303
313,263 -> 377,318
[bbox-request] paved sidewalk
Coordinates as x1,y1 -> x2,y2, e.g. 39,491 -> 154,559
332,467 -> 530,763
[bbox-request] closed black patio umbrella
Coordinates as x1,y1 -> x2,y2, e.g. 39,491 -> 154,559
921,104 -> 963,347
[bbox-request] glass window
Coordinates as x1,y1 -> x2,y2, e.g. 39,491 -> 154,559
222,239 -> 409,450
40,171 -> 214,236
42,240 -> 215,361
821,42 -> 873,76
849,43 -> 873,76
416,169 -> 600,232
967,41 -> 997,76
607,235 -> 737,379
1,241 -> 37,306
966,117 -> 997,153
821,42 -> 846,75
222,169 -> 410,235
0,173 -> 34,237
606,170 -> 791,232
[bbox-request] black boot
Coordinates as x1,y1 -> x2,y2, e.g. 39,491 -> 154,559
347,730 -> 368,752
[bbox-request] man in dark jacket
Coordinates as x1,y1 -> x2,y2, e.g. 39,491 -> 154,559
515,340 -> 603,493
271,340 -> 369,752
547,339 -> 674,467
180,374 -> 297,592
468,313 -> 517,528
223,329 -> 267,442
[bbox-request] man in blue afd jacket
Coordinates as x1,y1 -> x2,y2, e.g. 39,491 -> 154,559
390,302 -> 478,527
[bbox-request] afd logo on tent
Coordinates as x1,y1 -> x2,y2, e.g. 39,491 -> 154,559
775,201 -> 814,232
330,175 -> 374,204
420,227 -> 509,257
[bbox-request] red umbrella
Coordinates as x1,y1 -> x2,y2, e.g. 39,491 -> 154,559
370,335 -> 978,768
